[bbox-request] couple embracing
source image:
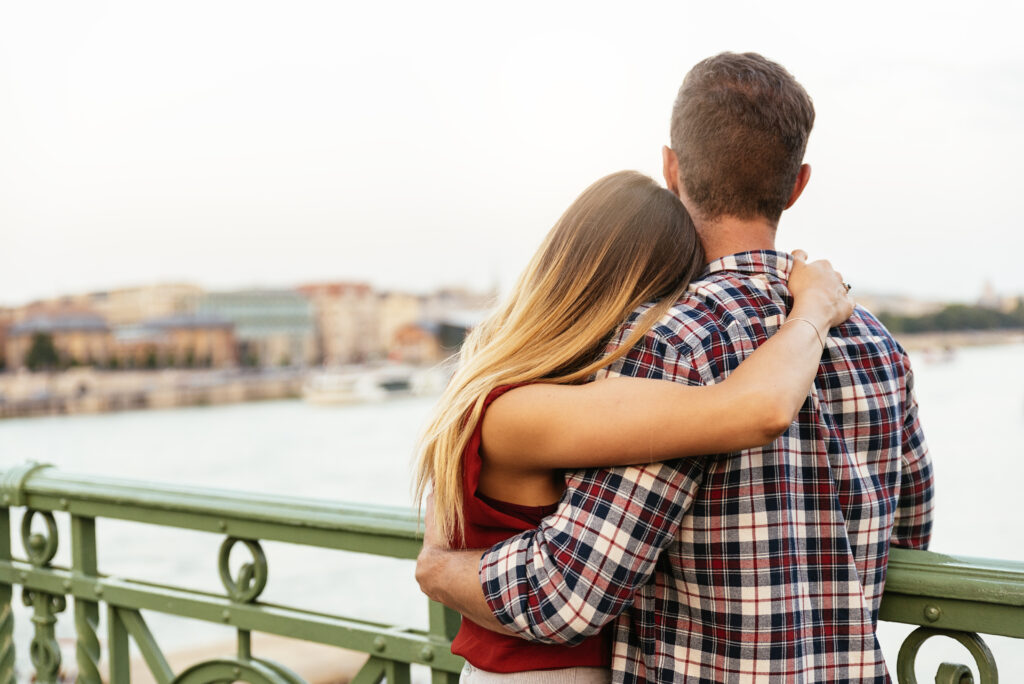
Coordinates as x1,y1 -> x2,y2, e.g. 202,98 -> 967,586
415,52 -> 935,684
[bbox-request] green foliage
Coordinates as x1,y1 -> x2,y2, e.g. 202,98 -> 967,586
25,332 -> 60,372
879,302 -> 1024,334
144,348 -> 158,370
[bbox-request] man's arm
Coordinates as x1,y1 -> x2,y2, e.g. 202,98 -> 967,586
415,456 -> 706,642
478,456 -> 705,644
891,355 -> 935,549
888,356 -> 937,548
415,503 -> 512,634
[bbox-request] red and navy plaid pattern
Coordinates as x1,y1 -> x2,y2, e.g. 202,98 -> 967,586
480,251 -> 934,683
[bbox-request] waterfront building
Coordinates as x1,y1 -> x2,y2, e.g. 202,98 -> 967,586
378,291 -> 424,358
115,314 -> 236,368
389,321 -> 443,364
298,282 -> 380,365
14,284 -> 203,327
0,308 -> 12,370
86,283 -> 204,325
4,311 -> 113,369
198,289 -> 317,368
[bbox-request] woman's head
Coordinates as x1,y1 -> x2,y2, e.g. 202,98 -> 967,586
415,171 -> 704,542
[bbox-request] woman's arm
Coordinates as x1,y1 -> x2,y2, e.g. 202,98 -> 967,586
481,252 -> 854,469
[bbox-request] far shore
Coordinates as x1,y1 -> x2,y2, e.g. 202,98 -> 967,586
893,328 -> 1024,352
1,328 -> 1020,420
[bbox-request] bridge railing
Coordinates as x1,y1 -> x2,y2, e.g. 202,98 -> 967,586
0,463 -> 1021,684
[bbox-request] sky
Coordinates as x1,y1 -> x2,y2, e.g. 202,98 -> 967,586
1,0 -> 1022,306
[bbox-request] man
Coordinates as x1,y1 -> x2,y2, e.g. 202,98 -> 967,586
417,52 -> 934,683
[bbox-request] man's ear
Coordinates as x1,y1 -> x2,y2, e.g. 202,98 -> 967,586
784,163 -> 811,210
662,146 -> 681,196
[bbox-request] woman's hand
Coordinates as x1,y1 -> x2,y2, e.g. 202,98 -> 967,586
788,249 -> 855,331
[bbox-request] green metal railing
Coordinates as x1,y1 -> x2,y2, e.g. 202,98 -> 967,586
0,463 -> 462,684
0,463 -> 1021,684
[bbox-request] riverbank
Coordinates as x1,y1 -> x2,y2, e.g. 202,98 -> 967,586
2,329 -> 1020,419
0,367 -> 306,418
894,327 -> 1024,352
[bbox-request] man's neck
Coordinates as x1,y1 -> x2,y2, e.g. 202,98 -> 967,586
694,215 -> 778,263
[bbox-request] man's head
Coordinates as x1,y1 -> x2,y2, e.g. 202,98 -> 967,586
665,52 -> 815,228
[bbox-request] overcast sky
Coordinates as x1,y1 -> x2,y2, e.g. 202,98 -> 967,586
1,0 -> 1022,306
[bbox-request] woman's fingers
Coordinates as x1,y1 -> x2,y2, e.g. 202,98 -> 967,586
792,249 -> 808,262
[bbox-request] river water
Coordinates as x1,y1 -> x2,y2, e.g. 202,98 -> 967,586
1,343 -> 1022,680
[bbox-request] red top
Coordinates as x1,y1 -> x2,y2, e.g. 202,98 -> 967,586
449,385 -> 611,672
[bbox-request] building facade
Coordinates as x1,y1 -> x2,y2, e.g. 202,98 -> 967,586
298,282 -> 380,365
5,312 -> 113,370
114,314 -> 236,368
198,290 -> 317,368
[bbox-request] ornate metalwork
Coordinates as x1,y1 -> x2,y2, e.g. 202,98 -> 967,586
171,658 -> 306,684
18,508 -> 68,683
218,537 -> 268,603
72,515 -> 102,684
0,462 -> 51,507
75,602 -> 102,684
0,506 -> 14,684
20,510 -> 58,567
22,589 -> 67,684
896,626 -> 998,684
0,603 -> 14,684
0,464 -> 1017,684
351,657 -> 411,684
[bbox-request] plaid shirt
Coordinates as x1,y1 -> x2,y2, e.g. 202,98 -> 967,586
480,251 -> 934,683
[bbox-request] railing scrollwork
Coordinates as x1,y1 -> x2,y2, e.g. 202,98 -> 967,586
20,508 -> 65,683
896,626 -> 998,683
219,537 -> 268,604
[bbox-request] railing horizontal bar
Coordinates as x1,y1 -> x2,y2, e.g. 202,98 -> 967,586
20,470 -> 422,539
0,561 -> 463,672
887,548 -> 1024,607
879,592 -> 1024,639
26,495 -> 421,559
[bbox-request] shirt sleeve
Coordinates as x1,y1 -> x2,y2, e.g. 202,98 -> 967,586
890,354 -> 935,549
478,317 -> 708,645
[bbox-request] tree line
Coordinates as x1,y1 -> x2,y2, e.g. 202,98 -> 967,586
20,332 -> 217,372
877,300 -> 1024,334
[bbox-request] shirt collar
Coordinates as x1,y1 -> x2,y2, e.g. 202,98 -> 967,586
702,249 -> 794,281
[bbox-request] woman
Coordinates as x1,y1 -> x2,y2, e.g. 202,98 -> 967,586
414,171 -> 852,682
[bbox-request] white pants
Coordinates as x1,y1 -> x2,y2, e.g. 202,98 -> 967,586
459,663 -> 611,683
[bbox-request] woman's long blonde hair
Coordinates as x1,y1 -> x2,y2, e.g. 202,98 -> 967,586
414,171 -> 704,543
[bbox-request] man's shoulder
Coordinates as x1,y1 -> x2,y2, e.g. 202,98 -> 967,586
638,271 -> 777,344
833,304 -> 911,372
617,274 -> 909,369
837,304 -> 905,349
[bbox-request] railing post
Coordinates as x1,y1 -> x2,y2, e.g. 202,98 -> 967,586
0,507 -> 13,684
108,605 -> 130,684
71,515 -> 102,684
428,601 -> 461,684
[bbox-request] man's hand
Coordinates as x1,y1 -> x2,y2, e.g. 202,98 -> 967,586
414,495 -> 517,635
415,495 -> 449,603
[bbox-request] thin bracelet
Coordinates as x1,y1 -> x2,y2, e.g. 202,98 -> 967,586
784,316 -> 826,349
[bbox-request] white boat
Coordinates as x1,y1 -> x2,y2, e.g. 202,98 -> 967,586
302,365 -> 426,404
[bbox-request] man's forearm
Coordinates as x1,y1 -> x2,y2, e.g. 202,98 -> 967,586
415,545 -> 514,635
